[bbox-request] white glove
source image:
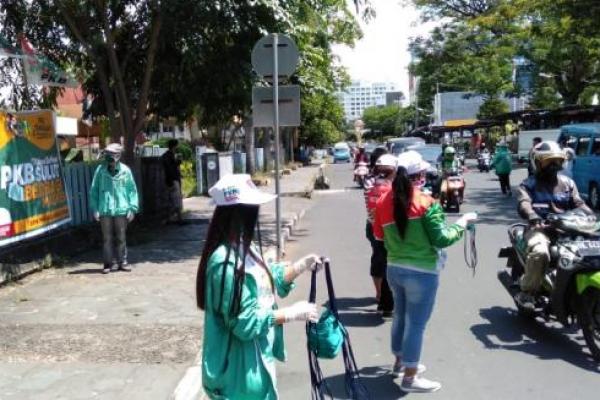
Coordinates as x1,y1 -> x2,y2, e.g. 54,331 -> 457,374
282,301 -> 319,323
292,254 -> 323,275
93,212 -> 100,221
127,211 -> 135,222
456,212 -> 478,228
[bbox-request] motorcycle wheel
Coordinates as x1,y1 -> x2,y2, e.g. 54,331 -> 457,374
577,288 -> 600,361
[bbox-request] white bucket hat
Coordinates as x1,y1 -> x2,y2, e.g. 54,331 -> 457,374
209,174 -> 276,206
397,150 -> 431,175
375,154 -> 398,167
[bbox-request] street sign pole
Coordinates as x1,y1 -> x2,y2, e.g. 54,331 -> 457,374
251,33 -> 300,262
272,33 -> 282,261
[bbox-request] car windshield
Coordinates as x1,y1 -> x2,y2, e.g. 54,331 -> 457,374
413,147 -> 441,163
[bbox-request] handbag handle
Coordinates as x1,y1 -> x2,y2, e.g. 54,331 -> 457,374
308,258 -> 338,317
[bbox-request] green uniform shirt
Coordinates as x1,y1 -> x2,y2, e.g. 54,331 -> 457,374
202,245 -> 294,400
89,162 -> 139,216
373,190 -> 464,273
492,148 -> 512,175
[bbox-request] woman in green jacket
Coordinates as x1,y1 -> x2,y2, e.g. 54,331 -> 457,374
373,151 -> 476,393
196,174 -> 322,400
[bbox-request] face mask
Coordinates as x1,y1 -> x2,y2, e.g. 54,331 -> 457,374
538,163 -> 562,181
413,178 -> 426,189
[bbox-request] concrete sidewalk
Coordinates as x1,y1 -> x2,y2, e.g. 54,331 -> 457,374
0,164 -> 322,400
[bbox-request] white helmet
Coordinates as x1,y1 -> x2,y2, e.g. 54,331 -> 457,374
532,141 -> 566,173
375,154 -> 398,167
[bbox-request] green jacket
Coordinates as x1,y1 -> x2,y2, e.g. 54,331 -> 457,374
441,158 -> 461,174
89,162 -> 139,216
373,190 -> 464,273
491,149 -> 512,175
202,245 -> 294,400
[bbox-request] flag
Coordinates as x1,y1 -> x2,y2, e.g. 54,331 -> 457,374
19,35 -> 78,88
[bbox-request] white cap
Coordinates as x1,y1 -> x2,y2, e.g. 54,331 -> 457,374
209,174 -> 276,206
105,143 -> 123,154
375,154 -> 398,167
397,150 -> 431,175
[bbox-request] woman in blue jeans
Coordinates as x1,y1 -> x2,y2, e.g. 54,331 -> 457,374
373,151 -> 476,393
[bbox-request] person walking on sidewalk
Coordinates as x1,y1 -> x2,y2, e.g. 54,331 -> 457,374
197,174 -> 323,400
364,153 -> 397,317
373,151 -> 477,393
161,139 -> 183,223
491,141 -> 513,196
89,143 -> 139,274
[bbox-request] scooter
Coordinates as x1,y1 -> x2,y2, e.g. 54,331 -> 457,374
353,161 -> 369,188
439,169 -> 465,212
478,153 -> 491,173
497,210 -> 600,360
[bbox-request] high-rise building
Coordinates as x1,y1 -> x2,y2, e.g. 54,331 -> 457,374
337,81 -> 399,121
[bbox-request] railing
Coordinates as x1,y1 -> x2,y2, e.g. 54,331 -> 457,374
64,162 -> 98,226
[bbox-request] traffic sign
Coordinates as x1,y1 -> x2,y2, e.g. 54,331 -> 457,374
251,34 -> 299,80
252,85 -> 301,127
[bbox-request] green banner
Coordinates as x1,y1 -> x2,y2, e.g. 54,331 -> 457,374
0,110 -> 71,247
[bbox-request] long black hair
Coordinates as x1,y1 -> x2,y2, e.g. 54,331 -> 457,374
196,204 -> 272,316
370,147 -> 388,170
392,166 -> 413,239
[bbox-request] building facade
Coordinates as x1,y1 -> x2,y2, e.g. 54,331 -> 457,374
338,81 -> 399,121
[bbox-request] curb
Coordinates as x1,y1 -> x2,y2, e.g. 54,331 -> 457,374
170,206 -> 308,400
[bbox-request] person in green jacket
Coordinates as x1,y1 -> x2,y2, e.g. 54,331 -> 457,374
89,143 -> 139,274
196,174 -> 323,400
373,151 -> 477,393
491,141 -> 513,196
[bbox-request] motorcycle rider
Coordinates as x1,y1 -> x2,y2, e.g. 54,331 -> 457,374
515,141 -> 594,310
434,146 -> 462,197
354,144 -> 369,166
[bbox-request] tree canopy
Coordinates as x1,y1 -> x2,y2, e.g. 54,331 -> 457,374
409,0 -> 600,114
1,0 -> 364,158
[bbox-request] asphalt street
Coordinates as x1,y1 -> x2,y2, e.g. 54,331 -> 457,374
277,161 -> 600,399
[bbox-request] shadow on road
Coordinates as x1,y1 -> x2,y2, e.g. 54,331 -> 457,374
466,186 -> 520,226
323,365 -> 407,399
471,306 -> 600,372
334,297 -> 384,328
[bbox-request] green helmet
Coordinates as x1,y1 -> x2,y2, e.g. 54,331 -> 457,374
444,146 -> 456,155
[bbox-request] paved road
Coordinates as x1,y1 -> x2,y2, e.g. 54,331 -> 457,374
277,162 -> 600,399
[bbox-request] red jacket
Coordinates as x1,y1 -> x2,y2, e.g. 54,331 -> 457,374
364,177 -> 392,223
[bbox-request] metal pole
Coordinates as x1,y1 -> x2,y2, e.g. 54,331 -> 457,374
273,33 -> 282,261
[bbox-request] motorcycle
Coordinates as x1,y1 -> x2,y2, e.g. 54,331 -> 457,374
439,168 -> 465,212
497,210 -> 600,360
353,161 -> 369,188
478,152 -> 491,173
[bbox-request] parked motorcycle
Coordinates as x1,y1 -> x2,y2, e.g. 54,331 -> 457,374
439,169 -> 465,212
498,210 -> 600,360
478,152 -> 491,173
353,161 -> 369,188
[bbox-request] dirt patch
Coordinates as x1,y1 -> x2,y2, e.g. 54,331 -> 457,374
0,323 -> 201,364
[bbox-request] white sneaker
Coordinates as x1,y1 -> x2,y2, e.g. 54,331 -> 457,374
401,376 -> 442,393
392,363 -> 427,378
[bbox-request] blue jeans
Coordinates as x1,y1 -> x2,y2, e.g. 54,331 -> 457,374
387,266 -> 439,368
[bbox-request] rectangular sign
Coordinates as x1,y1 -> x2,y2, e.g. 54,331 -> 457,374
0,110 -> 71,247
252,85 -> 301,128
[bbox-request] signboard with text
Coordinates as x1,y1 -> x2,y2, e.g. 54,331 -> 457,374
0,110 -> 71,247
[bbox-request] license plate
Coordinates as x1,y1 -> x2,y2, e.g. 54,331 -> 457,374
577,241 -> 600,256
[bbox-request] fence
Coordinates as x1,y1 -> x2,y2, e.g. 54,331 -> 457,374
64,162 -> 97,226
